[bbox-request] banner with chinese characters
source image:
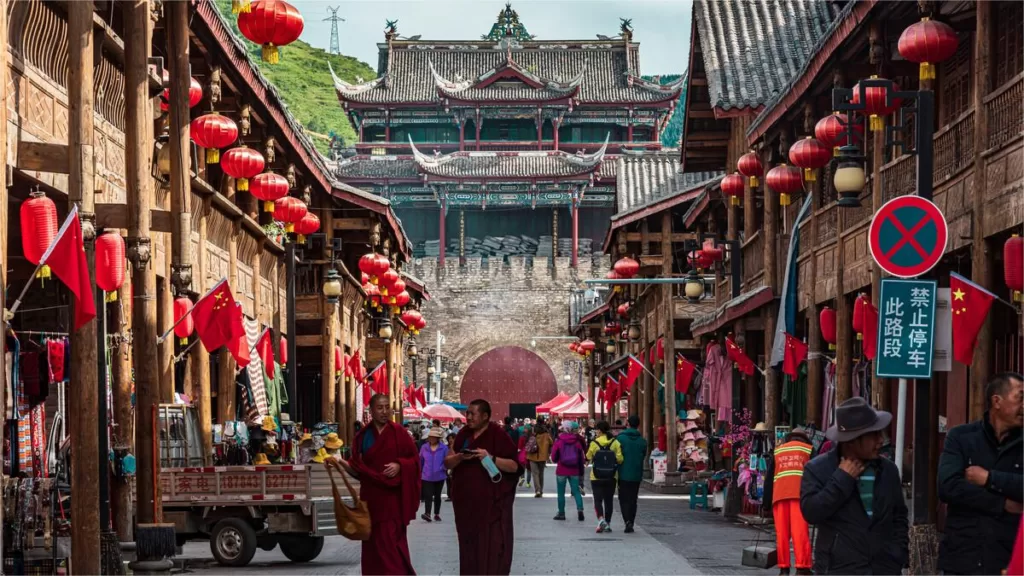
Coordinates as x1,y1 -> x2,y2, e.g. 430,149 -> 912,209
875,279 -> 938,379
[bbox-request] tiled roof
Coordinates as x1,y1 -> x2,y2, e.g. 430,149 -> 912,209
332,39 -> 684,105
427,58 -> 583,102
694,0 -> 839,112
614,151 -> 722,216
410,136 -> 609,180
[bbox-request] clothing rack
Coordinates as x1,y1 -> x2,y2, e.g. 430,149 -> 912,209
14,331 -> 70,337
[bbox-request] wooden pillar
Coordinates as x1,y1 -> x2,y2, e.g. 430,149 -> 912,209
218,223 -> 240,423
322,203 -> 337,422
587,351 -> 596,419
194,198 -> 212,461
969,1 -> 992,421
68,1 -> 101,569
835,196 -> 852,403
553,119 -> 561,151
160,235 -> 174,402
571,198 -> 579,268
167,0 -> 192,299
870,106 -> 888,412
744,163 -> 757,241
763,151 -> 779,427
345,306 -> 359,438
807,169 -> 823,425
0,0 -> 7,545
536,110 -> 543,151
458,121 -> 465,152
475,111 -> 482,151
111,276 -> 134,540
661,211 -> 678,477
438,200 -> 446,267
642,316 -> 654,450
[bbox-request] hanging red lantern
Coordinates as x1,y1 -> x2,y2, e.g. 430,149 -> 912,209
280,336 -> 288,365
579,339 -> 596,355
237,0 -> 305,64
820,307 -> 837,351
250,172 -> 289,212
721,173 -> 745,206
361,272 -> 370,285
617,302 -> 630,318
789,137 -> 831,182
1005,235 -> 1023,302
414,315 -> 427,332
364,282 -> 382,311
393,290 -> 411,310
293,212 -> 320,244
373,254 -> 392,278
334,345 -> 343,375
160,74 -> 203,112
173,297 -> 194,346
569,341 -> 578,353
359,253 -> 381,284
766,164 -> 803,207
852,76 -> 902,132
815,113 -> 863,156
378,268 -> 400,297
387,278 -> 406,305
898,18 -> 959,81
20,190 -> 58,280
400,309 -> 421,331
189,113 -> 238,163
737,151 -> 764,188
95,231 -> 126,302
852,293 -> 868,340
272,196 -> 307,233
613,257 -> 640,279
220,147 -> 265,192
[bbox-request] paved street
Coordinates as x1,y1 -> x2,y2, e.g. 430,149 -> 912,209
180,479 -> 776,575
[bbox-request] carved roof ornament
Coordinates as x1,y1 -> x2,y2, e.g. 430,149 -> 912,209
482,3 -> 535,42
328,61 -> 387,95
619,18 -> 633,43
239,103 -> 251,136
286,164 -> 297,188
264,136 -> 276,164
385,19 -> 399,41
209,66 -> 222,106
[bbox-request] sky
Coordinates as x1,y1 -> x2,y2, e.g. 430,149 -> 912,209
289,0 -> 693,75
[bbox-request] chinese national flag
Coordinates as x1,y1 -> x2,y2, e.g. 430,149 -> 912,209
863,300 -> 879,360
349,350 -> 363,382
675,354 -> 696,393
415,386 -> 426,408
597,387 -> 604,404
605,375 -> 619,411
725,335 -> 756,376
951,272 -> 996,365
225,309 -> 250,368
782,333 -> 808,378
367,361 -> 388,394
621,355 -> 644,391
255,329 -> 274,377
190,280 -> 244,353
41,206 -> 95,330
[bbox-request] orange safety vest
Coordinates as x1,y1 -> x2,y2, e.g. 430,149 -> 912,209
772,440 -> 813,503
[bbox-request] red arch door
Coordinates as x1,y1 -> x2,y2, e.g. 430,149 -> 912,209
460,346 -> 558,421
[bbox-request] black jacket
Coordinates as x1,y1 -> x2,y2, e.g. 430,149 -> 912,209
799,448 -> 909,575
937,414 -> 1023,575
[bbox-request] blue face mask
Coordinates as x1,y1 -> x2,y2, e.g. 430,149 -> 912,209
480,455 -> 502,482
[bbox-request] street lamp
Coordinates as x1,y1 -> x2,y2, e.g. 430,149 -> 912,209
427,365 -> 435,376
833,144 -> 867,207
378,317 -> 393,341
322,268 -> 342,304
628,321 -> 641,342
605,339 -> 616,355
683,268 -> 705,302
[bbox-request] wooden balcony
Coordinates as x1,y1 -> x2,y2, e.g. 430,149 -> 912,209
741,232 -> 765,291
986,73 -> 1023,151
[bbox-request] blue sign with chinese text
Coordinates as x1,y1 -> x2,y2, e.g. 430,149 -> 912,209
875,279 -> 937,379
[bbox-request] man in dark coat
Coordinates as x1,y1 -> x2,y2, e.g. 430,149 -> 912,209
800,397 -> 908,575
938,372 -> 1023,575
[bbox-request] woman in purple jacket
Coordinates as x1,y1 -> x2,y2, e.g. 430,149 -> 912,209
419,427 -> 449,522
550,421 -> 586,521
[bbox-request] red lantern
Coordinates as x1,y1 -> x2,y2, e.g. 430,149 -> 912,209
852,293 -> 867,340
334,345 -> 343,374
415,315 -> 426,331
613,257 -> 640,279
766,164 -> 803,207
789,137 -> 831,182
737,151 -> 764,188
173,297 -> 194,346
898,18 -> 959,81
579,340 -> 596,355
815,113 -> 863,156
20,190 -> 58,280
617,303 -> 630,318
293,212 -> 320,244
388,278 -> 406,305
359,253 -> 381,284
364,282 -> 382,310
852,76 -> 902,132
272,196 -> 307,233
702,244 -> 724,262
189,114 -> 238,164
820,307 -> 837,350
95,231 -> 126,301
280,336 -> 288,365
237,0 -> 305,64
361,272 -> 370,285
250,172 -> 289,212
721,173 -> 745,206
1005,235 -> 1023,301
393,290 -> 411,309
568,341 -> 578,353
378,268 -> 400,297
220,147 -> 265,192
160,74 -> 203,112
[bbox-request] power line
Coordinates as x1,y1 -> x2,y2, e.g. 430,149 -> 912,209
324,6 -> 344,55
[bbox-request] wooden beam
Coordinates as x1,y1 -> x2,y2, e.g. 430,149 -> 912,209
296,334 -> 323,347
333,217 -> 373,231
17,141 -> 70,172
96,204 -> 173,233
624,232 -> 698,243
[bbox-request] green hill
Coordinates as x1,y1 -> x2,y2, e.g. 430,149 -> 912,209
211,0 -> 375,155
642,74 -> 686,148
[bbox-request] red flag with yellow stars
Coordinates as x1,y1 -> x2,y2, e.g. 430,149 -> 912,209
950,272 -> 996,365
675,354 -> 696,393
725,335 -> 756,376
782,333 -> 808,378
191,280 -> 244,353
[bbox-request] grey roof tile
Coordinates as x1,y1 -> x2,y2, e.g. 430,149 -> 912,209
613,151 -> 723,217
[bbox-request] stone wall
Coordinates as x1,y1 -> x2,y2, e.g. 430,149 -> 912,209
407,255 -> 610,404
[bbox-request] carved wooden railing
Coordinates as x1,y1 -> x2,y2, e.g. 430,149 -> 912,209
798,219 -> 810,257
986,72 -> 1024,151
840,191 -> 873,231
741,232 -> 764,285
296,263 -> 322,296
817,204 -> 838,246
933,109 -> 975,183
880,154 -> 916,202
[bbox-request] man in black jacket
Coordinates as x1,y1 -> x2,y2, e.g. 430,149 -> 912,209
800,397 -> 908,575
937,372 -> 1023,575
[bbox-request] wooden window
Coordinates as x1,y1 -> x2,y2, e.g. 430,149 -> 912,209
939,32 -> 972,125
995,1 -> 1024,88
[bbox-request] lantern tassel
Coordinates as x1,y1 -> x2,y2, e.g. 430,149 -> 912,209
731,196 -> 741,207
264,201 -> 275,212
284,223 -> 294,233
106,290 -> 117,303
749,176 -> 759,188
297,234 -> 306,244
780,193 -> 790,207
237,177 -> 249,191
919,62 -> 935,81
37,264 -> 51,280
206,148 -> 220,164
828,343 -> 837,351
180,337 -> 189,346
833,146 -> 840,157
1013,290 -> 1022,303
231,0 -> 251,14
262,44 -> 280,65
803,168 -> 816,182
869,114 -> 884,132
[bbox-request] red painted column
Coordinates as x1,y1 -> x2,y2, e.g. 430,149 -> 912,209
439,200 -> 446,267
571,200 -> 579,268
553,120 -> 560,151
459,122 -> 465,152
627,122 -> 634,143
475,122 -> 482,151
536,111 -> 543,151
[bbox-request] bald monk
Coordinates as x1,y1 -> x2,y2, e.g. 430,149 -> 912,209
445,399 -> 522,575
337,394 -> 421,575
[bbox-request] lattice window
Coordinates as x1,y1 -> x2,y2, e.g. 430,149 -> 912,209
995,1 -> 1024,88
940,32 -> 973,125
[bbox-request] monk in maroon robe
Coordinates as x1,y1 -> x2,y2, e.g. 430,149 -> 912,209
339,394 -> 421,575
446,399 -> 522,575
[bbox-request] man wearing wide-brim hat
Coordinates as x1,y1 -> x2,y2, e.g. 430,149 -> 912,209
799,397 -> 908,575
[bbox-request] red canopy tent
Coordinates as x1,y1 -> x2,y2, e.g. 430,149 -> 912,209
422,403 -> 466,423
549,393 -> 586,415
402,406 -> 423,420
535,392 -> 570,414
558,397 -> 593,418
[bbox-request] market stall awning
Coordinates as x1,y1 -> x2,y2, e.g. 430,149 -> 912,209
690,286 -> 775,338
422,403 -> 466,423
551,394 -> 589,417
549,393 -> 586,415
402,407 -> 423,420
535,392 -> 570,414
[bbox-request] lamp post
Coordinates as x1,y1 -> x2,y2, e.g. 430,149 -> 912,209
407,340 -> 418,392
427,364 -> 435,402
322,268 -> 342,304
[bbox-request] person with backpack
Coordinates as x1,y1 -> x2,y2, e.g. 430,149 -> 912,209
550,421 -> 586,521
617,415 -> 648,533
587,421 -> 624,533
526,422 -> 553,497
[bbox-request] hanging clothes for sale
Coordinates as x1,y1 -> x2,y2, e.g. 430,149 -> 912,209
852,360 -> 872,405
19,349 -> 47,407
704,340 -> 732,421
822,362 -> 837,430
264,362 -> 286,422
5,333 -> 20,420
243,318 -> 269,423
782,362 -> 808,426
47,338 -> 66,383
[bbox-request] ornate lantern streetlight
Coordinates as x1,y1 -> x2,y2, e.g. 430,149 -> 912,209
322,268 -> 342,304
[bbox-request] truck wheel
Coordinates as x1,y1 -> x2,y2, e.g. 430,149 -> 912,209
279,536 -> 325,563
210,518 -> 257,567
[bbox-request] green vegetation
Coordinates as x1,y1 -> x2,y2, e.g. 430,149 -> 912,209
211,0 -> 375,154
642,74 -> 686,148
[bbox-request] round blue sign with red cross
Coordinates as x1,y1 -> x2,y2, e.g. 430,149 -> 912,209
869,195 -> 948,278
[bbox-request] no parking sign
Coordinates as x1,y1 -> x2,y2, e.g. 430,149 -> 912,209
868,195 -> 948,278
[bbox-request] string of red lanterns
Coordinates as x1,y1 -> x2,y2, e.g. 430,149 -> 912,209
765,164 -> 803,207
220,147 -> 265,192
190,113 -> 238,163
250,172 -> 290,212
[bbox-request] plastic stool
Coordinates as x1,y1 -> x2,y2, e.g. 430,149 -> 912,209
689,481 -> 709,510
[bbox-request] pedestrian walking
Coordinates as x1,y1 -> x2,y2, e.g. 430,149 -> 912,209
445,433 -> 456,501
587,421 -> 623,533
938,372 -> 1023,575
336,394 -> 421,575
616,415 -> 647,533
527,421 -> 553,498
762,427 -> 814,575
420,427 -> 449,522
447,400 -> 522,575
800,397 -> 908,575
517,424 -> 532,488
570,420 -> 586,495
505,416 -> 521,447
551,421 -> 586,521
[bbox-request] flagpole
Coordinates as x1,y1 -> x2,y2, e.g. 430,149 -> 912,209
628,354 -> 660,381
155,277 -> 227,344
8,207 -> 80,316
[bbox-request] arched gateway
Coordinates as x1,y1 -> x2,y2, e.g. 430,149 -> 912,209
460,346 -> 558,421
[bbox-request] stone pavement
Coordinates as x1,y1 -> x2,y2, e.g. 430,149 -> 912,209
180,479 -> 778,575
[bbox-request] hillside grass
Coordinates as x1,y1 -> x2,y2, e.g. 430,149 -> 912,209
211,0 -> 375,154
